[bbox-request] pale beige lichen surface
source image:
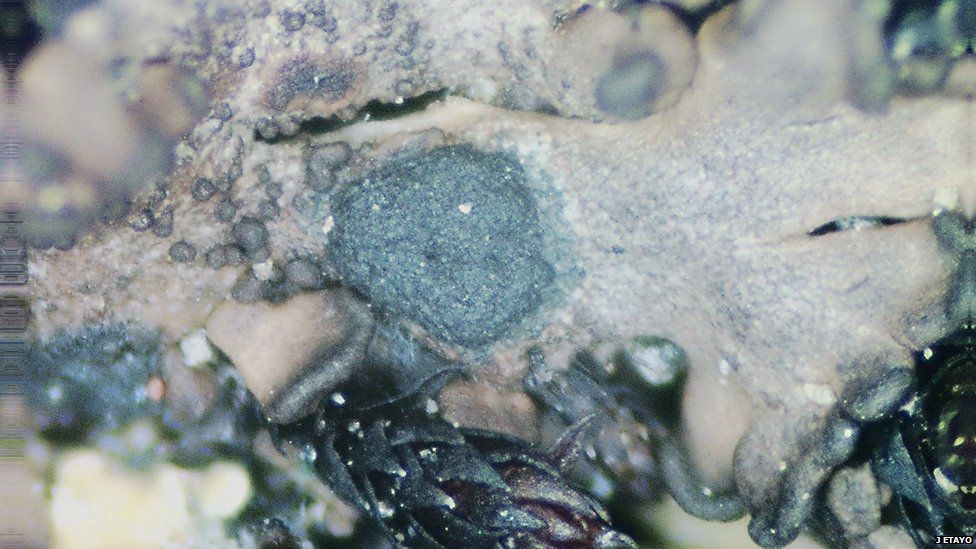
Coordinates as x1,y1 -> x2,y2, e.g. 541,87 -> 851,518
20,0 -> 971,546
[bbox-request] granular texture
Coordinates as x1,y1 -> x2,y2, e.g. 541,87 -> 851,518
331,144 -> 554,347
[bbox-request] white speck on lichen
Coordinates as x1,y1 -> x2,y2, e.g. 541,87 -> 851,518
179,329 -> 213,367
803,383 -> 836,406
252,260 -> 274,281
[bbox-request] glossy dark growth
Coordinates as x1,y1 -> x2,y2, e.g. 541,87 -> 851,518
270,336 -> 636,549
330,144 -> 555,347
873,328 -> 976,542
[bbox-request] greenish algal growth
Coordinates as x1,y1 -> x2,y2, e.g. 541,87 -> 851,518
330,144 -> 555,347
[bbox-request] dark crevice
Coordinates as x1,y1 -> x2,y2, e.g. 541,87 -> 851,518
616,0 -> 736,33
808,216 -> 907,237
660,0 -> 738,33
254,88 -> 450,144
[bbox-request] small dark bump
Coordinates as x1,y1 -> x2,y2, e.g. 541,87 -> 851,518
220,158 -> 244,192
232,274 -> 266,303
214,199 -> 237,222
274,116 -> 300,136
353,42 -> 367,56
147,187 -> 168,209
395,21 -> 419,57
214,176 -> 232,195
284,257 -> 324,289
255,117 -> 278,140
264,281 -> 294,304
252,1 -> 271,17
191,178 -> 217,202
290,189 -> 318,219
305,169 -> 335,192
331,144 -> 555,346
237,47 -> 256,68
595,50 -> 666,120
265,181 -> 283,199
223,244 -> 245,266
248,245 -> 271,263
128,208 -> 155,232
378,2 -> 397,21
212,102 -> 233,121
395,39 -> 415,57
99,195 -> 131,225
232,216 -> 268,252
376,24 -> 393,38
205,245 -> 227,268
257,200 -> 280,220
394,79 -> 414,96
316,15 -> 337,32
280,10 -> 305,31
152,209 -> 174,238
53,233 -> 76,251
168,240 -> 197,262
257,166 -> 272,185
305,142 -> 351,191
